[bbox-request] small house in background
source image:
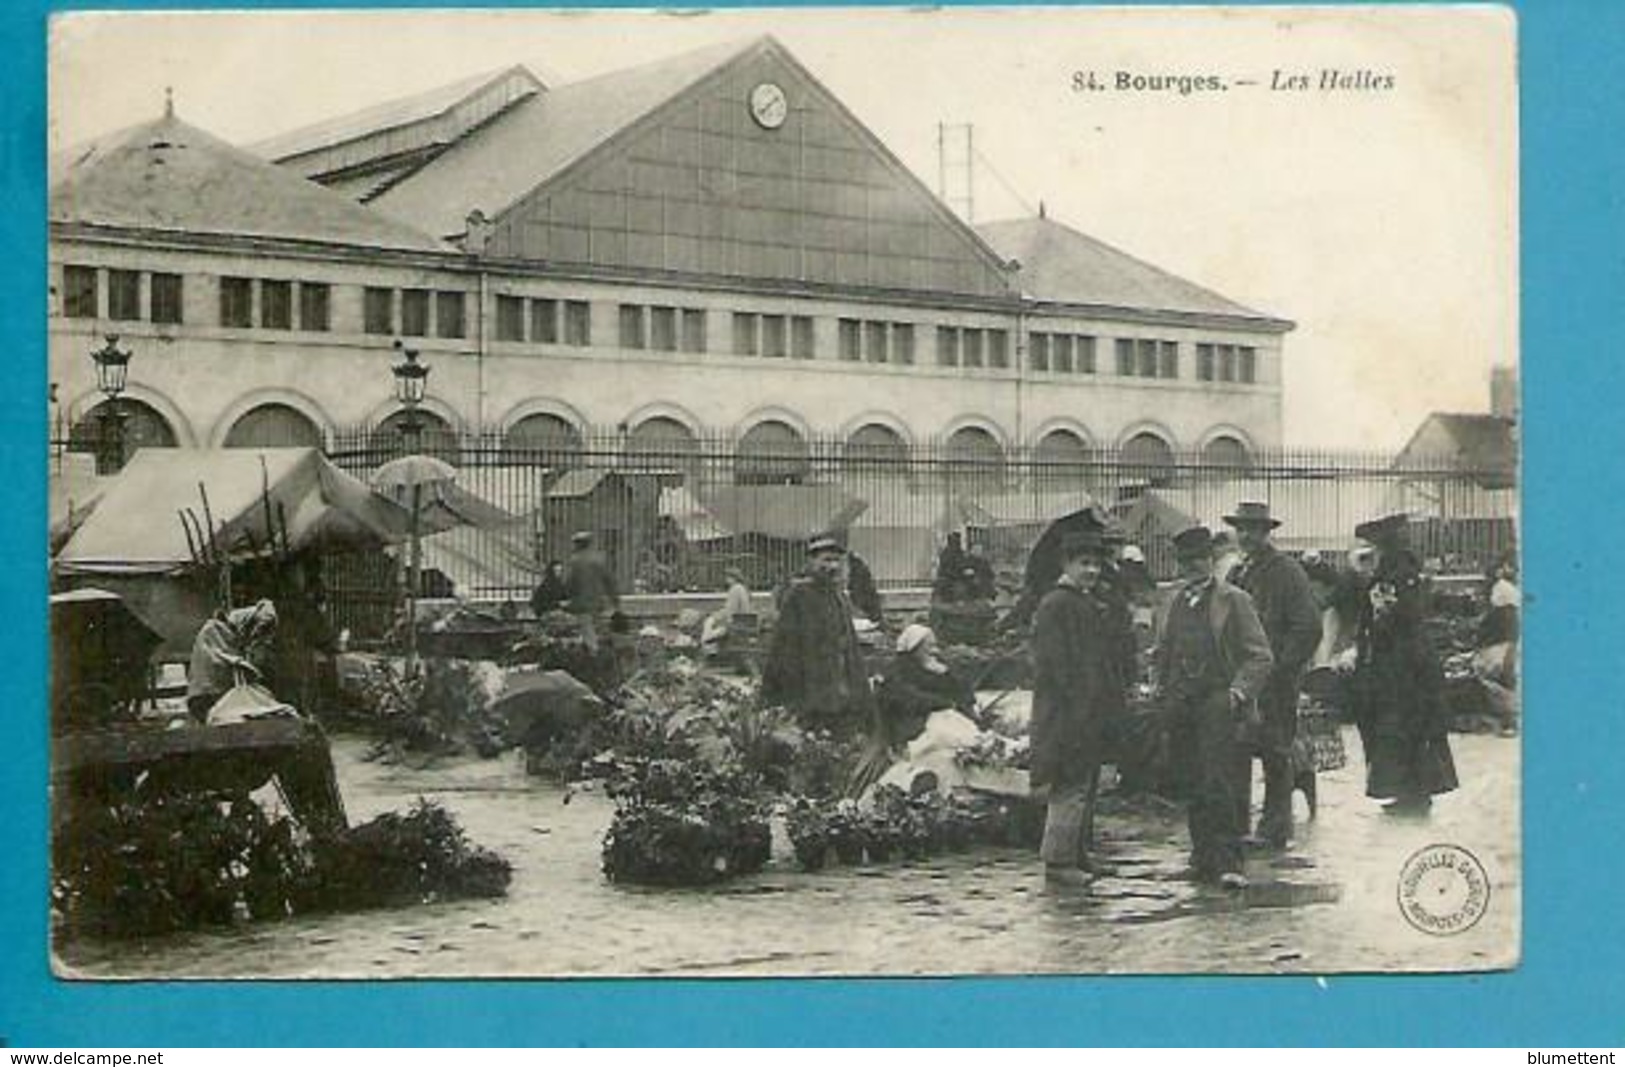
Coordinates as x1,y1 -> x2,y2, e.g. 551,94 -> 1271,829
1389,406 -> 1518,570
535,469 -> 666,589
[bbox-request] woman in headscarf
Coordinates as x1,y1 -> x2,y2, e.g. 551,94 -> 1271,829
186,599 -> 279,723
876,623 -> 975,746
1350,515 -> 1459,814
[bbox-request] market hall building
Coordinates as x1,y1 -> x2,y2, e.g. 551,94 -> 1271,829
49,36 -> 1293,474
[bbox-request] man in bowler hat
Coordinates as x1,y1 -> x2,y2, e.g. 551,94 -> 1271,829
1226,501 -> 1323,848
1155,525 -> 1274,889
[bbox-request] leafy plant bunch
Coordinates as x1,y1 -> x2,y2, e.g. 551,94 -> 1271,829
784,787 -> 1043,872
358,657 -> 506,762
316,798 -> 513,909
53,791 -> 317,939
599,756 -> 772,886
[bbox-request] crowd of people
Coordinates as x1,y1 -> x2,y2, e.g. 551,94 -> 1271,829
756,502 -> 1511,892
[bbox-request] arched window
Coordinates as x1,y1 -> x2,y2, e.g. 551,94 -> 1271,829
369,409 -> 459,462
70,398 -> 179,473
626,416 -> 702,478
736,420 -> 810,485
1201,434 -> 1252,471
1033,429 -> 1090,486
503,413 -> 584,468
945,425 -> 1006,493
843,423 -> 909,478
224,403 -> 324,449
1122,430 -> 1175,485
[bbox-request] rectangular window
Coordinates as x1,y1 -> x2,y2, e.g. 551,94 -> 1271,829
108,269 -> 141,321
1135,339 -> 1158,378
436,291 -> 466,339
1077,335 -> 1096,374
532,299 -> 559,344
963,328 -> 984,369
1239,346 -> 1257,384
864,320 -> 889,364
936,326 -> 959,367
838,318 -> 861,362
987,329 -> 1009,369
496,295 -> 525,342
682,308 -> 707,353
732,312 -> 759,356
1196,343 -> 1215,382
1115,338 -> 1135,376
220,276 -> 253,328
364,286 -> 394,334
650,306 -> 678,351
400,289 -> 429,336
619,304 -> 646,349
1158,340 -> 1178,379
63,265 -> 98,318
1052,333 -> 1073,374
1219,345 -> 1236,382
894,323 -> 916,365
151,273 -> 183,325
260,279 -> 292,330
791,315 -> 815,360
298,282 -> 329,332
1029,332 -> 1050,372
762,314 -> 788,358
564,300 -> 591,346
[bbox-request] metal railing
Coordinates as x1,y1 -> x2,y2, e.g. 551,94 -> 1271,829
320,424 -> 1516,638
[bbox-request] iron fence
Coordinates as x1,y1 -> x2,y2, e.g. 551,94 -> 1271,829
320,424 -> 1516,638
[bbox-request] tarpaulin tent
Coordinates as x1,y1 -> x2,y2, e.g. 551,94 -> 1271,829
53,448 -> 412,655
56,447 -> 409,576
695,484 -> 869,588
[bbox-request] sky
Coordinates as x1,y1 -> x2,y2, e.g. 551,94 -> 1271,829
47,6 -> 1518,449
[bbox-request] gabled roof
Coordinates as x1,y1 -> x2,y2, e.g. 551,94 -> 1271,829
1396,413 -> 1517,477
50,111 -> 450,254
250,65 -> 546,163
367,37 -> 761,238
975,215 -> 1291,329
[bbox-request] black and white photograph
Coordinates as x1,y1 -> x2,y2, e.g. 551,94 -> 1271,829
46,5 -> 1518,977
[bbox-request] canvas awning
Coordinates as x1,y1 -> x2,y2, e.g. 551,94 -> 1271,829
698,485 -> 868,542
54,447 -> 411,577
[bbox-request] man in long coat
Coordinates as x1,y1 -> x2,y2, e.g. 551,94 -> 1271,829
1155,526 -> 1274,889
1030,531 -> 1135,886
761,534 -> 876,736
1226,501 -> 1323,848
563,530 -> 619,648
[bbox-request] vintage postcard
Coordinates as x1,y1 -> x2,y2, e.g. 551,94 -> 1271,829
46,5 -> 1518,977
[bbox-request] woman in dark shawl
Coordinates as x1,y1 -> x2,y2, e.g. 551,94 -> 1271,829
1351,515 -> 1459,814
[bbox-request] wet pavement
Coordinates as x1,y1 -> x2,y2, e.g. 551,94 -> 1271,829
56,725 -> 1519,977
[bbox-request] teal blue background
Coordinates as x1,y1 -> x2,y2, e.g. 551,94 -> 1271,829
4,0 -> 1620,1046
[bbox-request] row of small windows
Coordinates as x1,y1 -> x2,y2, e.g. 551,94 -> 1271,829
58,266 -> 1260,386
364,287 -> 466,339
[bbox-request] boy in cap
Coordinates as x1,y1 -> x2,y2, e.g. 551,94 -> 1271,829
1030,530 -> 1134,886
1225,501 -> 1322,848
1154,525 -> 1274,889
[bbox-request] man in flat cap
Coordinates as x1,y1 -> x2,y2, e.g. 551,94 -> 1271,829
1226,501 -> 1323,849
1155,525 -> 1274,889
762,533 -> 875,738
1030,529 -> 1136,886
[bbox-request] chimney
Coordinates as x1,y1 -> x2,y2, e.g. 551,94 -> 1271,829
1489,365 -> 1518,421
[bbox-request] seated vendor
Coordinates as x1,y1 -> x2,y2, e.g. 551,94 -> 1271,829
186,599 -> 278,723
877,623 -> 975,746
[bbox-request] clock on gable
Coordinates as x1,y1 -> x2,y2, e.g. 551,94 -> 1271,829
747,82 -> 788,130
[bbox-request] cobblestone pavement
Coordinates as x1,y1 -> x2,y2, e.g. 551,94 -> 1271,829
58,727 -> 1518,977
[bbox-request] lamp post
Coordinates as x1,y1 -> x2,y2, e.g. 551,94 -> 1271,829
89,334 -> 133,474
390,340 -> 430,674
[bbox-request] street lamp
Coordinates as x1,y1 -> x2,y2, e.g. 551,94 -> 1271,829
89,334 -> 133,473
391,339 -> 429,453
388,339 -> 431,674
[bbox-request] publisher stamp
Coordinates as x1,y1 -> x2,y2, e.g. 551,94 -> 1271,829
1398,844 -> 1491,936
